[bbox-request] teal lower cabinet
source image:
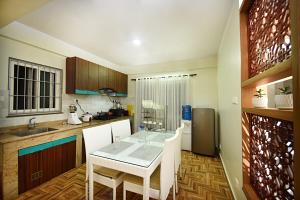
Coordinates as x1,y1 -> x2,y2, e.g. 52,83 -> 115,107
18,136 -> 77,194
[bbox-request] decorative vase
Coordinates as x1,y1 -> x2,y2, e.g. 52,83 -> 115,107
275,94 -> 293,109
252,96 -> 268,108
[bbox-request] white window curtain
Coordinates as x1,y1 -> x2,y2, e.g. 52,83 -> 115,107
135,76 -> 190,131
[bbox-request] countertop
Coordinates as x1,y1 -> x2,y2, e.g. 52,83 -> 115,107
0,116 -> 131,144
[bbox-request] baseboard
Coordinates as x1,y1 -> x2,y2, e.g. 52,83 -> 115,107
219,154 -> 238,200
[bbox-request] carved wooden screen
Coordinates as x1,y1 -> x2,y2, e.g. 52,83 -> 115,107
249,114 -> 294,199
248,0 -> 292,78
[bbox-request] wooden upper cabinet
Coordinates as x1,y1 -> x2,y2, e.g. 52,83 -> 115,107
117,72 -> 128,93
88,62 -> 99,91
115,71 -> 122,92
66,57 -> 88,93
98,65 -> 108,89
122,73 -> 128,93
66,57 -> 128,95
107,68 -> 117,91
107,70 -> 128,93
75,58 -> 89,90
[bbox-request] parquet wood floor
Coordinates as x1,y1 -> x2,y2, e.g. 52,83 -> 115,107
17,151 -> 234,200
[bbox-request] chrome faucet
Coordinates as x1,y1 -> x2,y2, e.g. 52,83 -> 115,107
28,117 -> 36,129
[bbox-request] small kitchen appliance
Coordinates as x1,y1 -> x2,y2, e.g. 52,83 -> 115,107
94,112 -> 113,120
109,108 -> 128,117
82,112 -> 93,122
67,104 -> 82,125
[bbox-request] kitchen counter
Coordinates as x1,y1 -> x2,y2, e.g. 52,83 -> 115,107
0,116 -> 132,200
0,116 -> 130,144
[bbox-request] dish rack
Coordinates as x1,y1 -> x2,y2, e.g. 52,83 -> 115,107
141,100 -> 167,131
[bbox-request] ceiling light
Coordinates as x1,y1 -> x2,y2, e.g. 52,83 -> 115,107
132,39 -> 141,46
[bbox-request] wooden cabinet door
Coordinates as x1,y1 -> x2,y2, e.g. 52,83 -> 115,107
108,69 -> 117,91
18,139 -> 76,194
98,65 -> 108,89
40,147 -> 56,183
121,73 -> 128,93
66,57 -> 76,94
18,151 -> 41,194
88,62 -> 99,91
115,71 -> 123,93
52,144 -> 63,177
61,141 -> 76,172
75,58 -> 89,90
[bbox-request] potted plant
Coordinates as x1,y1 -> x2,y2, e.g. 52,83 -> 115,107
252,88 -> 268,108
275,86 -> 293,109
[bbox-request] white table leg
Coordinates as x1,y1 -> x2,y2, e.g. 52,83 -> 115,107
143,176 -> 150,200
89,160 -> 94,200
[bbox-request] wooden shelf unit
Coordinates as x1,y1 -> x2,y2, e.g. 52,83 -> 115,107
241,58 -> 292,88
243,184 -> 260,200
242,108 -> 293,122
291,0 -> 300,197
240,0 -> 299,199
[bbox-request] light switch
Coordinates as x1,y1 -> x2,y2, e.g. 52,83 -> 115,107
232,97 -> 239,105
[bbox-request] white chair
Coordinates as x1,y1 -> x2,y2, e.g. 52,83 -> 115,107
83,124 -> 124,200
111,119 -> 131,142
175,125 -> 184,193
122,132 -> 178,200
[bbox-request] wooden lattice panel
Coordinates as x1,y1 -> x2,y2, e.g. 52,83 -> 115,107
248,0 -> 291,78
250,114 -> 294,199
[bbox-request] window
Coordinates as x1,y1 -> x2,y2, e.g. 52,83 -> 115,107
8,58 -> 62,116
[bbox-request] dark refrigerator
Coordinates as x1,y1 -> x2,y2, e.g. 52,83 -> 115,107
192,108 -> 216,156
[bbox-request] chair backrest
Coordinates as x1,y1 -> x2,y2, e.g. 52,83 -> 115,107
83,124 -> 112,177
160,132 -> 177,200
175,124 -> 184,172
111,119 -> 131,142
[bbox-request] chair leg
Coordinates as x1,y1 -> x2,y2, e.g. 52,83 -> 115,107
175,174 -> 179,194
173,183 -> 176,200
113,187 -> 117,200
123,186 -> 126,200
179,164 -> 183,178
85,182 -> 89,200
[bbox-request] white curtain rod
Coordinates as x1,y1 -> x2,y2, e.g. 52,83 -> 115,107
131,73 -> 197,81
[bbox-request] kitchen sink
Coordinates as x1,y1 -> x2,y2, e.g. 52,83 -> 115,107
12,127 -> 58,137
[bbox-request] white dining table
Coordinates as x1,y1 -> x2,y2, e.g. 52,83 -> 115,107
88,131 -> 175,200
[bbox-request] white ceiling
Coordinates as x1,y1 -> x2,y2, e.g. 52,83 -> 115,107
18,0 -> 233,67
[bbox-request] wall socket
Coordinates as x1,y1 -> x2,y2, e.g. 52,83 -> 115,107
232,96 -> 239,105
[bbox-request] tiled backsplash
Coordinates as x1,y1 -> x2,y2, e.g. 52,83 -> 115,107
62,94 -> 113,115
0,91 -> 122,127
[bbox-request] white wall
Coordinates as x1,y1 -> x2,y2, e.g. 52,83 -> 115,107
125,56 -> 218,108
217,1 -> 246,199
0,24 -> 126,127
0,22 -> 218,128
126,67 -> 218,133
123,56 -> 217,74
127,67 -> 218,110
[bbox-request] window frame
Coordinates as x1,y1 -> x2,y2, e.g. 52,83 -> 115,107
8,57 -> 63,117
